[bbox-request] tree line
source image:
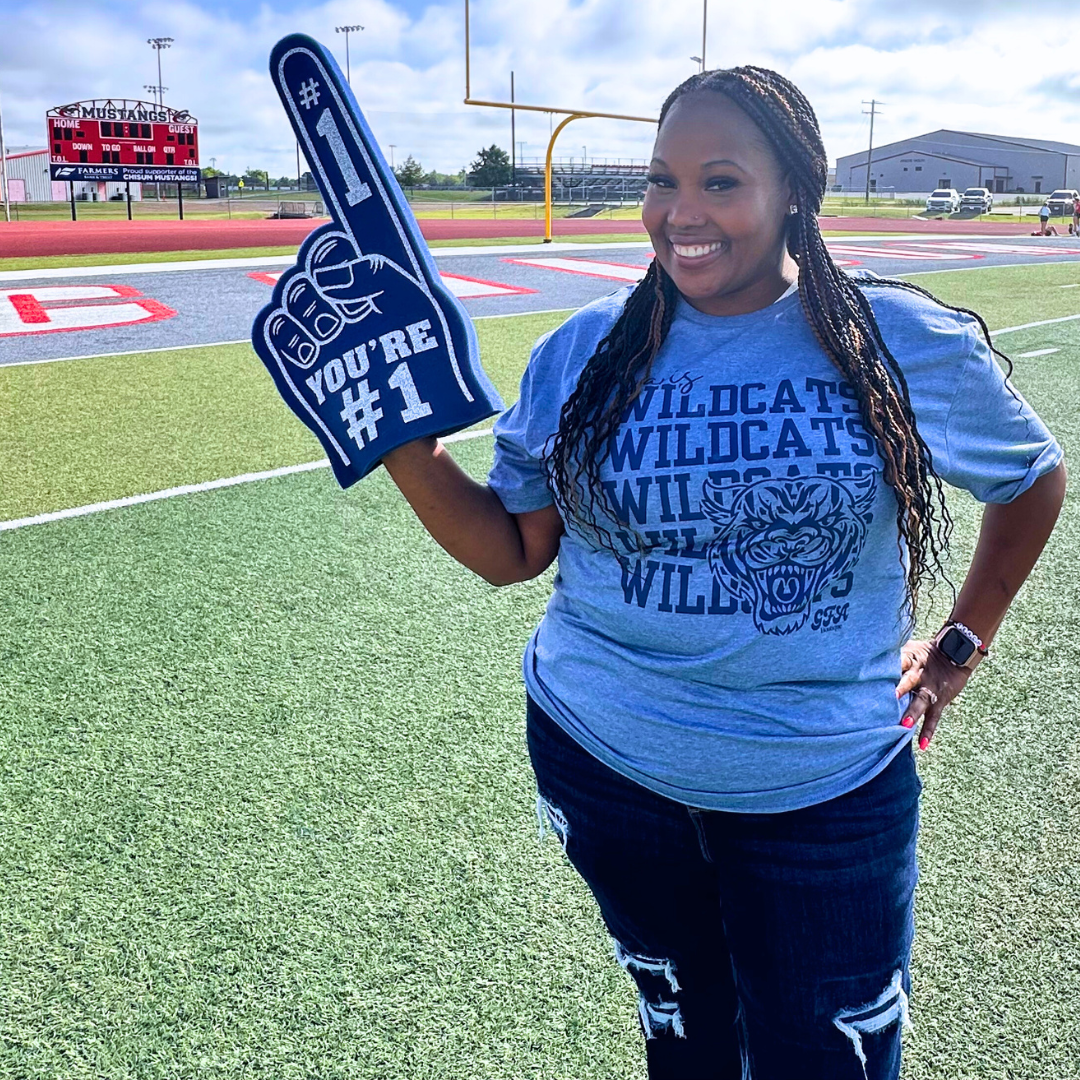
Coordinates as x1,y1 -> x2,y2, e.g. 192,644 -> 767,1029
199,145 -> 513,193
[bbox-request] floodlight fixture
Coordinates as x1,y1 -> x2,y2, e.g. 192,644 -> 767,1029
335,24 -> 365,85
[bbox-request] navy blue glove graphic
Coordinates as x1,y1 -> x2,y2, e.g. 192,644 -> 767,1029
252,34 -> 503,487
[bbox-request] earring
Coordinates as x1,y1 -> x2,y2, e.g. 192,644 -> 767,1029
789,204 -> 799,215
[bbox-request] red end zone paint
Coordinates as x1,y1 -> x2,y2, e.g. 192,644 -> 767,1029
9,294 -> 49,323
0,285 -> 176,337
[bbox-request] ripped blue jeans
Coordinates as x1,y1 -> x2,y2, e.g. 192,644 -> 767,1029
526,695 -> 920,1080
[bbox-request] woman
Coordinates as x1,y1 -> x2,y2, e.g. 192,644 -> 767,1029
384,67 -> 1065,1079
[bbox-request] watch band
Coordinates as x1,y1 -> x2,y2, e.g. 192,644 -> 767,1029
934,622 -> 988,671
951,621 -> 986,654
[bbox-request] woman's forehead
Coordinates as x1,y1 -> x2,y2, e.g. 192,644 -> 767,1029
654,92 -> 773,161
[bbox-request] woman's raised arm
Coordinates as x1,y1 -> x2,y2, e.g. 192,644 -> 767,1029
382,437 -> 564,587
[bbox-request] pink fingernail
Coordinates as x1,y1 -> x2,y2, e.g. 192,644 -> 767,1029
901,717 -> 915,728
919,736 -> 929,751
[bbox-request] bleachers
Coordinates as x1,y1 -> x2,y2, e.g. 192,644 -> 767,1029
505,161 -> 649,202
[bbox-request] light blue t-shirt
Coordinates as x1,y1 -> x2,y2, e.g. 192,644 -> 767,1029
488,281 -> 1062,812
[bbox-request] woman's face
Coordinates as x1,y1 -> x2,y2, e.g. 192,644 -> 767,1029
642,91 -> 796,317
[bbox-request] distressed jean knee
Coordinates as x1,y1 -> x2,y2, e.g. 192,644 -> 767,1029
614,939 -> 687,1040
830,968 -> 912,1080
536,792 -> 570,853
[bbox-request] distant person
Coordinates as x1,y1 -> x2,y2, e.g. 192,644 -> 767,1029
1071,198 -> 1078,236
382,65 -> 1066,1079
1039,202 -> 1051,233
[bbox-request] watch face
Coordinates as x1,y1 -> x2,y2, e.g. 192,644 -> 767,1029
940,627 -> 976,665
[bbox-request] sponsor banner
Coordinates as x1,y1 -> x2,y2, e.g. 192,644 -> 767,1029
49,163 -> 200,183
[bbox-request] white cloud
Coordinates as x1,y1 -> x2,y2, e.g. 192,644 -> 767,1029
3,0 -> 1080,180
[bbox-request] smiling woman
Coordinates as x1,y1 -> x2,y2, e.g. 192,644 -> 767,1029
378,65 -> 1066,1080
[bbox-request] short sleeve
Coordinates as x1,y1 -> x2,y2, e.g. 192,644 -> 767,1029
487,331 -> 558,514
938,328 -> 1063,503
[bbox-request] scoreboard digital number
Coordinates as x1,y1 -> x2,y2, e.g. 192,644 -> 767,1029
47,99 -> 200,183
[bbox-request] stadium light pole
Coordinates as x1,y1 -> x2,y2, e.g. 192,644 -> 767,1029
147,38 -> 173,106
0,88 -> 10,223
147,38 -> 173,204
335,25 -> 364,85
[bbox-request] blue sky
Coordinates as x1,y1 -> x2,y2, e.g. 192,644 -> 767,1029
3,0 -> 1078,181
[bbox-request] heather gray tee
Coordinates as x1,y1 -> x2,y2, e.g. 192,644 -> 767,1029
488,281 -> 1062,812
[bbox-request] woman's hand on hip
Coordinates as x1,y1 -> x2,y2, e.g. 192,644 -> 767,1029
895,639 -> 972,751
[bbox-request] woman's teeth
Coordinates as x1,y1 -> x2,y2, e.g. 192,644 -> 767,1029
671,240 -> 723,259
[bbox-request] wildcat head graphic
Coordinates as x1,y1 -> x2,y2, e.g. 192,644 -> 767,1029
701,472 -> 877,635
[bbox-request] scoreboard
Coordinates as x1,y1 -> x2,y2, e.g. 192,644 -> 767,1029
47,99 -> 200,183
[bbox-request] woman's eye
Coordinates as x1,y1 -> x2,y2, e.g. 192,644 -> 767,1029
706,177 -> 738,191
646,174 -> 674,188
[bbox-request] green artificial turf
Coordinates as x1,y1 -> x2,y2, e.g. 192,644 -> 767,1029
1,264 -> 1079,1077
904,258 -> 1080,330
0,312 -> 571,522
0,440 -> 638,1079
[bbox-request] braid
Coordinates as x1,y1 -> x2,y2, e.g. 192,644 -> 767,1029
547,64 -> 992,614
547,259 -> 679,550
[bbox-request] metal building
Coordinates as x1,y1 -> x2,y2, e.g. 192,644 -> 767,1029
2,148 -> 142,202
836,131 -> 1080,195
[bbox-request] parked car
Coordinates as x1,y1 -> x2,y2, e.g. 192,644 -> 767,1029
960,187 -> 993,213
925,188 -> 960,214
1045,189 -> 1079,215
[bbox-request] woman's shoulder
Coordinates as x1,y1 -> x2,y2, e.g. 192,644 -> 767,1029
533,286 -> 633,360
846,271 -> 981,353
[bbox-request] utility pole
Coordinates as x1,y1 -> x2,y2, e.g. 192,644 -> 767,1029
701,0 -> 708,71
335,24 -> 364,85
388,145 -> 396,171
862,98 -> 882,205
510,71 -> 516,194
0,87 -> 10,223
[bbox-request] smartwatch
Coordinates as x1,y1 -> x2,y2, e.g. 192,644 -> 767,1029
933,622 -> 988,671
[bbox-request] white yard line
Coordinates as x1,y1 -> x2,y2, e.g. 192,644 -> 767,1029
991,312 -> 1080,336
1015,348 -> 1061,357
0,427 -> 495,534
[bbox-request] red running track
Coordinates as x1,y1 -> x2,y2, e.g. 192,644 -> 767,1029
0,213 -> 1038,259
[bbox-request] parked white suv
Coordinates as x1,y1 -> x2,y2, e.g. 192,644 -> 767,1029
960,187 -> 993,212
1045,189 -> 1079,215
925,188 -> 960,213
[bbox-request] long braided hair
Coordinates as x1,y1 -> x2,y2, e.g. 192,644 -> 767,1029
546,65 -> 1012,613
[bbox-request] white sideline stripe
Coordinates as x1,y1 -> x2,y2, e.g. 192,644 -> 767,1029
0,241 -> 654,283
1059,283 -> 1080,288
4,338 -> 250,368
1016,348 -> 1060,357
0,426 -> 495,533
2,307 -> 576,369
